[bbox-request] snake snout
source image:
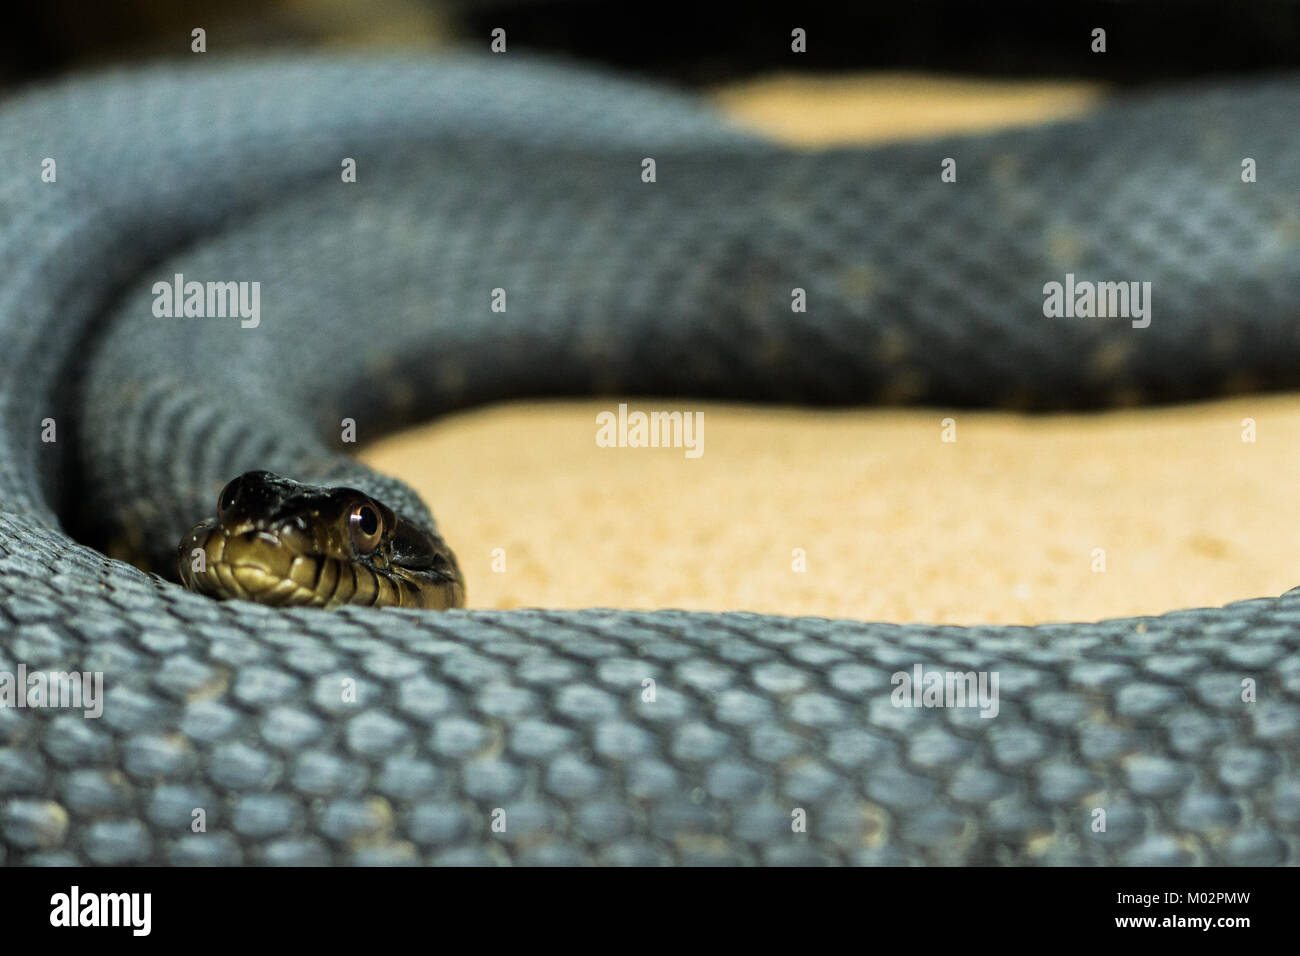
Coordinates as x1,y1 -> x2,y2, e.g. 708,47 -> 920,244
177,518 -> 220,589
178,516 -> 314,605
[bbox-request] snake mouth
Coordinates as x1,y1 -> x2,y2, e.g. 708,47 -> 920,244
179,518 -> 333,607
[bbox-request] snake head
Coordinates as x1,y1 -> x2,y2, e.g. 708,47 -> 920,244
177,470 -> 464,609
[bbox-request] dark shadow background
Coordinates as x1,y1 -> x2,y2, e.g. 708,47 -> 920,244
5,0 -> 1300,89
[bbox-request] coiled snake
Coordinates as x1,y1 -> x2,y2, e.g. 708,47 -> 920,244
0,54 -> 1298,865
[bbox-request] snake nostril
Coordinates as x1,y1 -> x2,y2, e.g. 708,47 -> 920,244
233,528 -> 286,554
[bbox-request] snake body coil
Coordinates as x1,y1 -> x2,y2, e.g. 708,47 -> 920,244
1,55 -> 1299,865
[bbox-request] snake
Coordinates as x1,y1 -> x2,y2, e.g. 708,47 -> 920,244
1,53 -> 1298,867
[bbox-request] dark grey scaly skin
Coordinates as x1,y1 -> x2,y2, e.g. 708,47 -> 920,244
1,55 -> 1299,865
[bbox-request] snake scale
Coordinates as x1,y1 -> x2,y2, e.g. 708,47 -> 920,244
1,54 -> 1299,866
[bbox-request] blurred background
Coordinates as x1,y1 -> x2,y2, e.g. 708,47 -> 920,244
12,1 -> 1300,624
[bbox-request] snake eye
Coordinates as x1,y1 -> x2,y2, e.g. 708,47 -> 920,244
348,503 -> 383,554
217,478 -> 240,519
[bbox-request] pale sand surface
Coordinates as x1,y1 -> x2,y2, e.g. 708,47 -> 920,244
361,76 -> 1300,624
711,73 -> 1104,145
